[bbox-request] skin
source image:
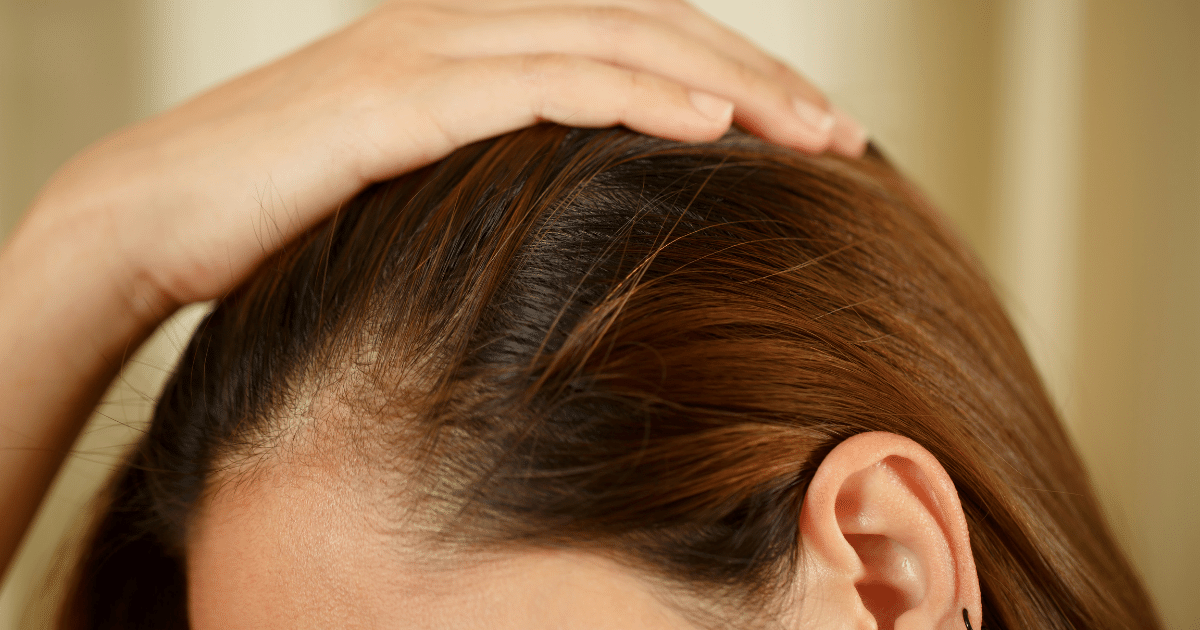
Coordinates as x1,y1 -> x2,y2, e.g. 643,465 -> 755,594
0,0 -> 865,584
187,432 -> 982,629
0,0 -> 980,626
187,459 -> 700,629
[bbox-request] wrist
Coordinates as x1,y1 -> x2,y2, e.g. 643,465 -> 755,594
0,188 -> 172,578
1,193 -> 175,353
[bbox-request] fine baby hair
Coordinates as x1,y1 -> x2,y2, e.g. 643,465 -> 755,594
56,125 -> 1156,629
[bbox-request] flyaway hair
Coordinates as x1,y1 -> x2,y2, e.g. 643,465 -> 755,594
47,126 -> 1159,629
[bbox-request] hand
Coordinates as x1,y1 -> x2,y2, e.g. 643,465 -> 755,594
23,0 -> 867,326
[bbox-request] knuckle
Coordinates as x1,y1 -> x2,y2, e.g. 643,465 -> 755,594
764,57 -> 794,82
624,67 -> 646,94
731,58 -> 761,89
729,59 -> 801,111
516,54 -> 579,117
614,70 -> 642,119
797,86 -> 831,111
347,4 -> 436,57
519,53 -> 576,84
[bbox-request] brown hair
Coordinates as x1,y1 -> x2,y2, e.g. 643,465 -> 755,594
54,125 -> 1158,628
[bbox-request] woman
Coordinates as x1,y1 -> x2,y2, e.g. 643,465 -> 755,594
0,1 -> 1159,629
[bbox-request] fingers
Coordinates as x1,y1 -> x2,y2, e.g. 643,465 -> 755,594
829,106 -> 869,158
435,7 -> 832,153
427,0 -> 867,156
637,0 -> 866,155
361,54 -> 733,181
617,0 -> 830,105
445,0 -> 819,100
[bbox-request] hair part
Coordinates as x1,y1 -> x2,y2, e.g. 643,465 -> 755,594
51,125 -> 1160,630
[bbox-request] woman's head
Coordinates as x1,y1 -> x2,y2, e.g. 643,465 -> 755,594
60,126 -> 1157,629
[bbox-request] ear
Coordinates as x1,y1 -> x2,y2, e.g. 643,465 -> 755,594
791,432 -> 982,630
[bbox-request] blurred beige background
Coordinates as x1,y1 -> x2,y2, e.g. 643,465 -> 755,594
1,0 -> 1196,628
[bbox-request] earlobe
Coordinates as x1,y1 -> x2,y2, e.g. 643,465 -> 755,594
791,432 -> 982,630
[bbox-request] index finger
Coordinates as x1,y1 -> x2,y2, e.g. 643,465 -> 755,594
445,0 -> 867,156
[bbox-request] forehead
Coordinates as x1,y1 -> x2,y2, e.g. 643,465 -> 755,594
185,462 -> 698,630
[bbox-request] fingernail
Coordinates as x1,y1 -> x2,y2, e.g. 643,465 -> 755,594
830,106 -> 869,157
792,97 -> 835,137
689,90 -> 734,122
